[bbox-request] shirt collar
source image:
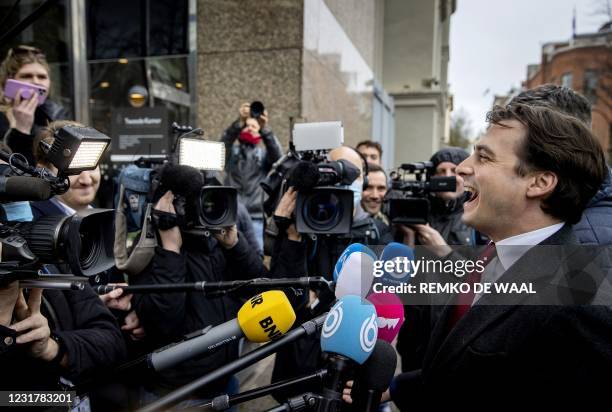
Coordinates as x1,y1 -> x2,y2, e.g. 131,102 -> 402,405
494,222 -> 565,271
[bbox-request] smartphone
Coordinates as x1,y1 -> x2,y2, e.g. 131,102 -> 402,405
3,78 -> 47,106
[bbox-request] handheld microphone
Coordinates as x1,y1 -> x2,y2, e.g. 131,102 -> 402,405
318,295 -> 378,412
129,290 -> 295,373
350,340 -> 397,412
333,243 -> 377,281
366,292 -> 405,343
377,242 -> 415,285
334,252 -> 375,299
0,176 -> 52,201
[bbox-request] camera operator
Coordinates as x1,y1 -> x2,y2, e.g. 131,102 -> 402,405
221,102 -> 282,252
27,121 -> 145,341
132,164 -> 268,403
269,145 -> 393,399
0,45 -> 71,167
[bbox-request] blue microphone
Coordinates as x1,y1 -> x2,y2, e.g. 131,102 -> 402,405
333,243 -> 377,281
317,295 -> 378,411
376,242 -> 415,286
321,295 -> 378,363
334,252 -> 375,299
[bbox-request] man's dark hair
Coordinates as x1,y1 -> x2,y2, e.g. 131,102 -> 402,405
367,162 -> 387,178
356,140 -> 383,157
487,104 -> 606,224
509,84 -> 592,126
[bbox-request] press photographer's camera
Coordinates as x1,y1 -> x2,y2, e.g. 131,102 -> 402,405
387,161 -> 456,225
262,121 -> 358,235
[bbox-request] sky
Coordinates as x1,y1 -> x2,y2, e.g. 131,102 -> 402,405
449,0 -> 609,137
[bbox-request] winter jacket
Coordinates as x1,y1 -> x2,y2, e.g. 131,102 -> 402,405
222,120 -> 282,219
132,232 -> 266,397
1,99 -> 72,166
574,167 -> 612,245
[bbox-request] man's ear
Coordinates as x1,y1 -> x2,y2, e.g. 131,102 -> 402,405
526,171 -> 558,199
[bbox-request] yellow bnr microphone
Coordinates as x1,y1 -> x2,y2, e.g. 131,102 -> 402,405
149,290 -> 296,371
238,290 -> 297,343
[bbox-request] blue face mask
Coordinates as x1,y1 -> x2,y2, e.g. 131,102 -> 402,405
2,201 -> 33,222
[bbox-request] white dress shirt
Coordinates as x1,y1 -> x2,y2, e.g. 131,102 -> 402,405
473,222 -> 564,304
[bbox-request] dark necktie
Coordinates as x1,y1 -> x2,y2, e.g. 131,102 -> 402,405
446,242 -> 497,332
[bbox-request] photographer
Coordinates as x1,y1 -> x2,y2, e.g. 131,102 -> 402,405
132,164 -> 268,402
0,46 -> 70,167
221,102 -> 282,251
269,145 -> 392,398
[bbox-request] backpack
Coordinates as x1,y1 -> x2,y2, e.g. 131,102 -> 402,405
114,165 -> 158,276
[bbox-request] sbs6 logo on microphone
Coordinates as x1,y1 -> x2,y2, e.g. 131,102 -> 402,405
359,313 -> 377,353
321,300 -> 344,338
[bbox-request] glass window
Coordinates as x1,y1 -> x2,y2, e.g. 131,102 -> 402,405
561,72 -> 573,89
584,69 -> 598,104
86,0 -> 188,60
0,0 -> 73,116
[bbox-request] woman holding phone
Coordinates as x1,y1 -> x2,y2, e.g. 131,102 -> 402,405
0,45 -> 70,166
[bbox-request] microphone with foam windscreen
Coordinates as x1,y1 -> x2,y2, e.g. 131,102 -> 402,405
0,176 -> 52,201
122,290 -> 295,373
349,340 -> 397,412
366,292 -> 405,343
334,252 -> 375,299
377,242 -> 415,286
333,243 -> 377,282
317,295 -> 378,412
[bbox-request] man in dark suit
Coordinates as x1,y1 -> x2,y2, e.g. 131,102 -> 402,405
380,103 -> 612,407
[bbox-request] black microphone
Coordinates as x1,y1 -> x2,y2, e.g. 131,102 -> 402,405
93,277 -> 335,295
0,176 -> 52,201
350,340 -> 397,412
137,313 -> 327,412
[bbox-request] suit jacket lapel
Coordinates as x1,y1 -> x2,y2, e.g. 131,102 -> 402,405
424,224 -> 575,376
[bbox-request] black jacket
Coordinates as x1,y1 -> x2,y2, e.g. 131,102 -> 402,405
132,233 -> 266,396
428,196 -> 472,246
0,286 -> 127,392
391,225 -> 612,408
1,99 -> 71,166
269,208 -> 393,400
222,120 -> 282,219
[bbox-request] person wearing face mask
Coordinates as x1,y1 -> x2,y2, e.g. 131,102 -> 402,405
0,45 -> 71,167
268,145 -> 392,400
221,102 -> 283,252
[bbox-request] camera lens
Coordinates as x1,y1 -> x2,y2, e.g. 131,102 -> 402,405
78,220 -> 102,271
303,192 -> 342,231
200,189 -> 229,225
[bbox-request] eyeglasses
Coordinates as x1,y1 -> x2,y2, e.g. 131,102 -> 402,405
7,45 -> 46,58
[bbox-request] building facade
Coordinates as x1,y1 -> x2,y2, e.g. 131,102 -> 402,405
523,23 -> 612,158
1,0 -> 455,172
